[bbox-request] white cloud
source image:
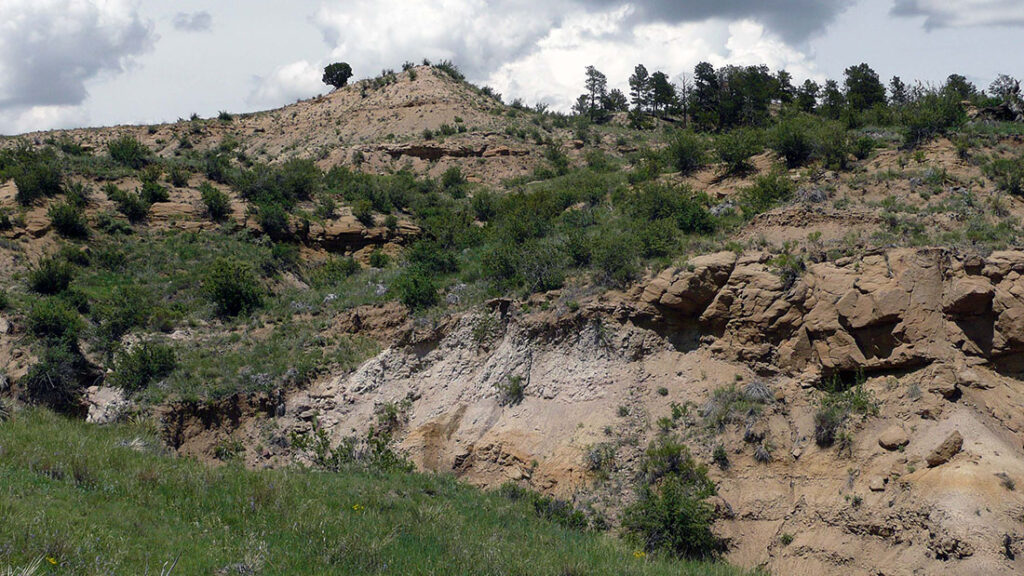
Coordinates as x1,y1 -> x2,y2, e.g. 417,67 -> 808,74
486,16 -> 821,112
172,11 -> 212,33
0,0 -> 154,133
892,0 -> 1024,29
247,60 -> 325,108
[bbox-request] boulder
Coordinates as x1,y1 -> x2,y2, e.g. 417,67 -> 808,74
869,476 -> 887,492
926,365 -> 960,400
926,431 -> 963,467
84,386 -> 130,424
943,278 -> 994,315
878,426 -> 910,451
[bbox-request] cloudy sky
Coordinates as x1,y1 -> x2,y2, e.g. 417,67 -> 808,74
1,0 -> 1023,135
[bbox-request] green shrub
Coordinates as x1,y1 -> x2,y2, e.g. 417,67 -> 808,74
814,375 -> 879,448
817,124 -> 851,170
199,182 -> 231,220
203,259 -> 263,316
369,249 -> 390,268
64,181 -> 91,208
139,180 -> 169,204
591,228 -> 639,287
441,166 -> 467,195
392,267 -> 439,310
770,116 -> 815,168
495,375 -> 526,406
622,435 -> 725,560
853,136 -> 876,160
105,184 -> 150,223
107,135 -> 150,169
28,257 -> 74,295
12,151 -> 63,205
258,203 -> 291,240
739,170 -> 795,217
901,92 -> 965,147
168,165 -> 190,187
110,341 -> 177,392
352,199 -> 375,226
92,285 -> 153,352
984,156 -> 1024,196
48,202 -> 89,238
667,131 -> 706,175
309,256 -> 360,288
716,128 -> 762,175
23,343 -> 86,411
27,298 -> 82,343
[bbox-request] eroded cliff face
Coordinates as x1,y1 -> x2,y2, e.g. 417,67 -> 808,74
164,247 -> 1024,575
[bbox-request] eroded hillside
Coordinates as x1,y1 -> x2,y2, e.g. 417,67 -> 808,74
3,64 -> 1024,575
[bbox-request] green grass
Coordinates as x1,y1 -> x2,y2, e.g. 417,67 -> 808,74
0,409 -> 752,575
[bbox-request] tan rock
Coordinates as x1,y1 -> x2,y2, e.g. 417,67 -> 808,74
943,278 -> 995,315
926,431 -> 963,467
869,476 -> 887,491
878,426 -> 910,450
926,365 -> 960,400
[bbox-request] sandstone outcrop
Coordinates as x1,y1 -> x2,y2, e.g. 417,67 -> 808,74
639,248 -> 1024,376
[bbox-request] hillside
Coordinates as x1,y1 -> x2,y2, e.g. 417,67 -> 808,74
2,63 -> 1024,574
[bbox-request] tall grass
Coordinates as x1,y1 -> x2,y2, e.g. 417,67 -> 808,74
0,409 -> 753,576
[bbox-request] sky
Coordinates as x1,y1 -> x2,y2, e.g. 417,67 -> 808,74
1,0 -> 1023,135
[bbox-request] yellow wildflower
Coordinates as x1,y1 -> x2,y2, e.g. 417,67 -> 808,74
47,557 -> 58,565
352,504 -> 364,512
633,550 -> 646,559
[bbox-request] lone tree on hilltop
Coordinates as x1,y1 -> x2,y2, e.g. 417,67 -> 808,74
323,62 -> 353,89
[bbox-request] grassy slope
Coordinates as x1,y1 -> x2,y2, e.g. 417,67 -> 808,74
0,409 -> 751,575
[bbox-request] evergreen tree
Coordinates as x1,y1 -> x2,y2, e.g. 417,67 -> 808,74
889,76 -> 910,106
650,71 -> 677,116
843,63 -> 886,112
603,89 -> 629,112
584,66 -> 609,121
796,79 -> 820,112
691,61 -> 720,131
820,79 -> 845,119
629,64 -> 653,114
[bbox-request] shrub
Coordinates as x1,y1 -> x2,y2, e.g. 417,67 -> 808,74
369,249 -> 390,268
168,165 -> 190,187
392,267 -> 439,310
28,257 -> 74,295
140,180 -> 169,204
770,116 -> 814,168
667,131 -> 706,175
901,92 -> 965,148
107,135 -> 150,169
814,375 -> 879,448
590,228 -> 639,288
110,341 -> 177,392
48,202 -> 89,238
92,285 -> 153,352
64,181 -> 91,208
204,259 -> 263,316
23,344 -> 85,411
105,184 -> 150,223
495,375 -> 526,406
258,203 -> 291,240
441,167 -> 467,195
738,170 -> 795,217
200,182 -> 231,220
309,256 -> 360,288
853,136 -> 876,160
985,156 -> 1024,196
12,151 -> 63,205
622,435 -> 725,559
27,298 -> 82,343
716,128 -> 762,175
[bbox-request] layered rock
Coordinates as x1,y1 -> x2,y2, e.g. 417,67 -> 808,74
639,248 -> 1024,377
